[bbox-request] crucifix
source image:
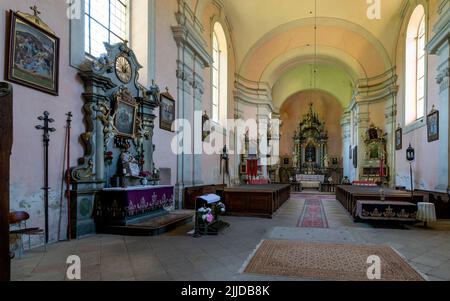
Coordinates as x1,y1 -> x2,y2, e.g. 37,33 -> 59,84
36,111 -> 56,243
30,5 -> 41,17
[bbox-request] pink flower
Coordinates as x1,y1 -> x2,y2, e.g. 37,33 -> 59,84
206,213 -> 214,224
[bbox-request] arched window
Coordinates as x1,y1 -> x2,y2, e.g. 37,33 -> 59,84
405,5 -> 426,125
212,23 -> 228,123
85,0 -> 130,58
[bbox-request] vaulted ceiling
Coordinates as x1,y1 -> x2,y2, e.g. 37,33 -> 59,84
195,0 -> 409,108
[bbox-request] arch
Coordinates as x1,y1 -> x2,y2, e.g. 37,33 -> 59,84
261,45 -> 367,85
272,63 -> 354,110
239,17 -> 393,83
404,4 -> 426,125
211,22 -> 228,123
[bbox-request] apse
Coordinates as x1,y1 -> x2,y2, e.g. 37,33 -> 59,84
279,90 -> 343,162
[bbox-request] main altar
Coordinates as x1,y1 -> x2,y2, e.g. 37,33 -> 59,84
292,104 -> 329,173
285,104 -> 343,188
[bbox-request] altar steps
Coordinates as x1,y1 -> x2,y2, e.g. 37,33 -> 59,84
98,210 -> 194,236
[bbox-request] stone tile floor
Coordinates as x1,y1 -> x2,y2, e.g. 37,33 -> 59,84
11,194 -> 450,281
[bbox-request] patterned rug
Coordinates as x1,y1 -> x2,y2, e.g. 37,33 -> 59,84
242,240 -> 426,281
295,194 -> 332,228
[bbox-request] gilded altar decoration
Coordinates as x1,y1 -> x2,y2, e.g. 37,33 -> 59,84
361,124 -> 388,183
293,103 -> 329,174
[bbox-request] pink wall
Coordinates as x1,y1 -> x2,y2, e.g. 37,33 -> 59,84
199,3 -> 237,184
0,1 -> 84,242
394,2 -> 440,190
152,0 -> 179,185
280,90 -> 343,160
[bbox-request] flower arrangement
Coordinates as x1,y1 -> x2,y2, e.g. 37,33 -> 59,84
198,207 -> 215,224
216,202 -> 226,214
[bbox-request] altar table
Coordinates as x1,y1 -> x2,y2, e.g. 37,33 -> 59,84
97,185 -> 174,226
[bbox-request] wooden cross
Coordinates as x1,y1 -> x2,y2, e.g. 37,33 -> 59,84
30,5 -> 41,17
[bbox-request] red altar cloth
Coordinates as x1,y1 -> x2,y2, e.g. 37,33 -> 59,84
247,179 -> 270,185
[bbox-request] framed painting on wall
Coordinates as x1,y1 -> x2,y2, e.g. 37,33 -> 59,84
427,106 -> 439,142
5,10 -> 60,95
160,90 -> 176,132
395,127 -> 402,150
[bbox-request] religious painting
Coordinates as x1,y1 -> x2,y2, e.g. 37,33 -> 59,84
305,144 -> 317,163
368,127 -> 379,140
240,164 -> 247,174
349,145 -> 352,159
368,143 -> 379,160
283,158 -> 290,165
353,146 -> 358,168
114,88 -> 138,138
395,127 -> 402,150
160,90 -> 176,132
427,107 -> 439,142
6,11 -> 59,95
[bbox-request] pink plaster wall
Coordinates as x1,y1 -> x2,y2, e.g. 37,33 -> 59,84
0,1 -> 84,242
199,3 -> 237,184
151,0 -> 179,185
394,2 -> 440,190
279,90 -> 343,160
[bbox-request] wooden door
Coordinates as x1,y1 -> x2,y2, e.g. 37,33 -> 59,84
0,82 -> 13,281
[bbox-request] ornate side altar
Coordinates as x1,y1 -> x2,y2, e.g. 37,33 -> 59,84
69,42 -> 165,238
360,124 -> 389,184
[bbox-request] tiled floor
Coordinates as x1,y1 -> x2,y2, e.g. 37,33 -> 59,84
11,193 -> 450,281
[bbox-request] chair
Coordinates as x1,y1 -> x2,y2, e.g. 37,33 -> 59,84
9,211 -> 46,258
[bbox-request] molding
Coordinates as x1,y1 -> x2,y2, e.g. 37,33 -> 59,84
349,68 -> 398,107
427,0 -> 450,54
404,118 -> 426,134
172,0 -> 212,68
234,75 -> 274,111
69,0 -> 86,69
437,67 -> 450,92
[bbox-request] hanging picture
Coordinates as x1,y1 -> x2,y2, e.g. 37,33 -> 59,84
114,88 -> 138,138
6,10 -> 59,95
353,146 -> 358,168
395,127 -> 402,150
160,89 -> 176,132
427,106 -> 439,142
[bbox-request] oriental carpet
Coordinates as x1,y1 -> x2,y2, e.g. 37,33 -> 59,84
242,240 -> 426,281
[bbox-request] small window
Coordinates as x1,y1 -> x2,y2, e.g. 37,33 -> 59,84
85,0 -> 130,58
405,5 -> 426,125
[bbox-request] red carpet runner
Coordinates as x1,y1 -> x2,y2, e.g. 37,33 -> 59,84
296,195 -> 330,228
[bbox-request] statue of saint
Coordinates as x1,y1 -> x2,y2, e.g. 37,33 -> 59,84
323,155 -> 330,168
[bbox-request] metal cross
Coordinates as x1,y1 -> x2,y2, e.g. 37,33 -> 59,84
30,5 -> 41,17
36,111 -> 55,243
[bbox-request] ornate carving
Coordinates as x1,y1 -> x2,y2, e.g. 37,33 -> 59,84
72,42 -> 159,183
0,82 -> 12,97
437,67 -> 449,92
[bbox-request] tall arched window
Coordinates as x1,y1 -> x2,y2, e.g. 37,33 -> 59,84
212,23 -> 228,123
405,5 -> 426,125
